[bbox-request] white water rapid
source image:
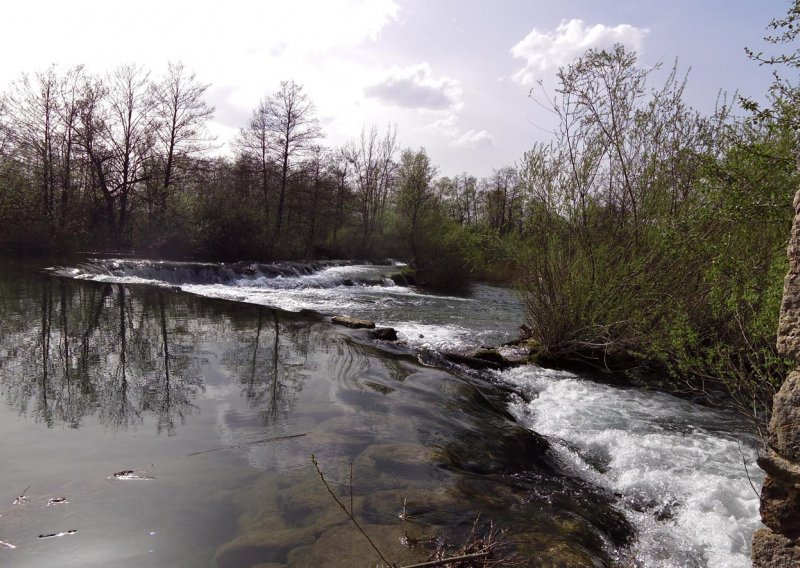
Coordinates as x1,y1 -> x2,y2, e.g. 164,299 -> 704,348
501,365 -> 763,567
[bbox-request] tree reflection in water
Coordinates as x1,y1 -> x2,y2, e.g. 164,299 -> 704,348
223,307 -> 310,426
0,277 -> 202,434
0,272 -> 318,436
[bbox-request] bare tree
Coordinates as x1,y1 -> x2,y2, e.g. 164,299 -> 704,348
1,66 -> 91,237
4,67 -> 60,227
55,66 -> 86,232
345,124 -> 397,248
237,98 -> 272,227
265,80 -> 321,235
102,64 -> 157,240
74,74 -> 116,232
151,62 -> 214,216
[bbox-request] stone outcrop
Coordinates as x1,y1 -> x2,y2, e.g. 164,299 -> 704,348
753,190 -> 800,567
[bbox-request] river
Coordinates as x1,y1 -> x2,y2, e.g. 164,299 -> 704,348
0,258 -> 763,567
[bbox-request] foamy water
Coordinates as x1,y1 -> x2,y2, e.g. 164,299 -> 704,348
501,365 -> 763,568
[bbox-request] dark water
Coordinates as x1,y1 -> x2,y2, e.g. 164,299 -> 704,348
0,260 -> 629,567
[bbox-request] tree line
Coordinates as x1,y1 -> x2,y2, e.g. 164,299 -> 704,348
0,62 -> 531,276
0,44 -> 797,425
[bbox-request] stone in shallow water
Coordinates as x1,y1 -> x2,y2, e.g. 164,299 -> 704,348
286,523 -> 426,567
352,442 -> 440,494
331,315 -> 375,329
372,327 -> 398,341
213,527 -> 315,568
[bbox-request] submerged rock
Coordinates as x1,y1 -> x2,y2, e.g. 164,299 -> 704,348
213,327 -> 632,567
473,348 -> 508,367
331,315 -> 375,329
214,527 -> 315,568
286,523 -> 425,567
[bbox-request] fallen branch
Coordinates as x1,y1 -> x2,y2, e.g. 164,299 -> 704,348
738,441 -> 762,500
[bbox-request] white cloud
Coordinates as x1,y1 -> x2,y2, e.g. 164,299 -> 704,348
451,129 -> 495,149
0,0 -> 400,85
0,0 -> 401,155
424,114 -> 495,149
510,19 -> 649,85
425,114 -> 460,137
365,63 -> 462,111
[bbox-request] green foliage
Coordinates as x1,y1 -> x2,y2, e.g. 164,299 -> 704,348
409,217 -> 472,293
511,45 -> 797,427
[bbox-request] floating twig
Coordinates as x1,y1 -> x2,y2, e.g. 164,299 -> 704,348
110,470 -> 155,480
184,433 -> 308,457
13,485 -> 31,505
38,530 -> 77,539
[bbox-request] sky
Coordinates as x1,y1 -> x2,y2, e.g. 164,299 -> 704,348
0,0 -> 794,177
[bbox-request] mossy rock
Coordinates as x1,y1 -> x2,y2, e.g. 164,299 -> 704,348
472,348 -> 508,366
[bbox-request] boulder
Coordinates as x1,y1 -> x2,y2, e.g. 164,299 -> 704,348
759,474 -> 800,537
754,187 -> 800,567
372,327 -> 398,341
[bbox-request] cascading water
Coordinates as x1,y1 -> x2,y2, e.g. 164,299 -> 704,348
50,258 -> 764,566
501,365 -> 763,567
53,258 -> 523,351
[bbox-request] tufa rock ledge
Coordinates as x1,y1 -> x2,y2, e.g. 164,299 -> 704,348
753,189 -> 800,566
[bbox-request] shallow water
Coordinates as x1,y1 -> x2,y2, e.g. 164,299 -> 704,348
3,258 -> 765,567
